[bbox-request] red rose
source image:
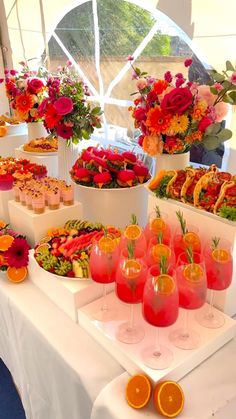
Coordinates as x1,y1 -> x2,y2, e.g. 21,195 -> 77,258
134,107 -> 146,122
198,117 -> 212,132
161,87 -> 193,114
27,78 -> 44,94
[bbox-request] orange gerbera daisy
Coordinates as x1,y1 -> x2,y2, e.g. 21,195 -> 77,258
15,93 -> 34,114
153,80 -> 168,95
146,106 -> 171,134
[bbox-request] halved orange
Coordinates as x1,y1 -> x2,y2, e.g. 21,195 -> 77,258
126,374 -> 152,409
152,244 -> 171,262
0,235 -> 14,251
123,259 -> 141,279
153,380 -> 184,417
35,243 -> 50,255
150,218 -> 166,233
124,224 -> 142,241
154,274 -> 175,295
7,266 -> 28,283
183,232 -> 200,247
183,263 -> 203,282
98,236 -> 116,253
0,221 -> 7,229
212,248 -> 230,263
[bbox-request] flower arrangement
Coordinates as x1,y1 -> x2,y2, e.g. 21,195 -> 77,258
0,63 -> 48,123
38,62 -> 102,145
70,146 -> 151,188
129,57 -> 236,156
0,221 -> 30,282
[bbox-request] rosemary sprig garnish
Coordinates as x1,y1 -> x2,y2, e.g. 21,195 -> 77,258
131,213 -> 138,225
127,242 -> 135,259
186,246 -> 194,264
211,237 -> 220,251
176,210 -> 188,235
103,227 -> 107,237
155,205 -> 161,218
157,231 -> 163,244
160,255 -> 168,275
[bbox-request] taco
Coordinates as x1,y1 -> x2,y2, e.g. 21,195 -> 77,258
214,179 -> 236,221
180,167 -> 208,205
166,169 -> 188,200
193,171 -> 231,211
148,169 -> 176,198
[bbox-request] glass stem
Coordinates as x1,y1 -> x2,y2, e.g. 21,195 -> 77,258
207,289 -> 215,318
101,284 -> 108,312
154,327 -> 161,356
182,310 -> 189,338
129,304 -> 134,331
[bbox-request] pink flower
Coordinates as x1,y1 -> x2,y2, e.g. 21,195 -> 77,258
214,83 -> 224,92
164,71 -> 172,83
10,70 -> 18,76
198,117 -> 213,132
229,72 -> 236,85
134,107 -> 146,122
136,78 -> 147,90
4,69 -> 9,74
56,124 -> 73,139
27,78 -> 44,94
175,78 -> 185,88
184,58 -> 193,67
0,78 -> 4,83
66,60 -> 73,67
197,85 -> 216,106
131,71 -> 138,80
127,55 -> 134,61
214,102 -> 229,122
54,97 -> 73,115
161,87 -> 193,114
38,98 -> 50,117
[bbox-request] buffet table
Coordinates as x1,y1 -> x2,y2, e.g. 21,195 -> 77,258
0,274 -> 236,419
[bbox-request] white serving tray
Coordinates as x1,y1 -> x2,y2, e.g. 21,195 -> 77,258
14,146 -> 58,177
28,250 -> 114,322
148,193 -> 236,317
78,292 -> 236,383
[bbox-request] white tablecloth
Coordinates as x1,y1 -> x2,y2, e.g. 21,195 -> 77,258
0,274 -> 236,419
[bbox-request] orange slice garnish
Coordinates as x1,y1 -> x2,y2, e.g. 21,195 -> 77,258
7,266 -> 28,283
124,224 -> 142,241
123,259 -> 141,279
150,218 -> 166,233
212,248 -> 230,263
151,244 -> 171,262
153,274 -> 175,295
183,263 -> 204,282
0,235 -> 14,251
98,236 -> 116,253
183,232 -> 200,247
126,374 -> 152,409
154,380 -> 185,417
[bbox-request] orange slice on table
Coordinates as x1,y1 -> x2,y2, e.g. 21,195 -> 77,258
183,263 -> 203,282
0,235 -> 14,251
124,224 -> 142,241
126,374 -> 152,409
153,274 -> 175,295
152,244 -> 171,262
150,218 -> 166,233
98,236 -> 116,253
153,380 -> 185,417
0,221 -> 7,229
7,266 -> 28,283
212,248 -> 230,263
183,232 -> 200,248
123,259 -> 141,279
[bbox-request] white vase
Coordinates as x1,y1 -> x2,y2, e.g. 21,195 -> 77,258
74,183 -> 149,229
58,137 -> 79,183
154,152 -> 190,174
27,121 -> 48,140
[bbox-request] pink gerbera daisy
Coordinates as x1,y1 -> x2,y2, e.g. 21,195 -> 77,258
5,237 -> 30,268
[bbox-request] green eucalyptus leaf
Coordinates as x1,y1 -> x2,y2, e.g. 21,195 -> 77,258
210,87 -> 218,95
229,91 -> 236,103
222,80 -> 231,89
96,121 -> 102,129
213,73 -> 225,83
205,122 -> 221,136
91,107 -> 101,115
223,95 -> 235,104
217,129 -> 232,141
203,136 -> 221,150
81,129 -> 90,140
226,60 -> 235,71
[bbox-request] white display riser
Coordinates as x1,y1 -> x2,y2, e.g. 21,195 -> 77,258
78,292 -> 236,383
8,200 -> 83,247
148,194 -> 236,317
28,250 -> 114,322
0,190 -> 14,222
15,147 -> 58,178
0,134 -> 28,157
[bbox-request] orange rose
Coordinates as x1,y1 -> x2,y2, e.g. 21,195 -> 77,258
142,135 -> 163,156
